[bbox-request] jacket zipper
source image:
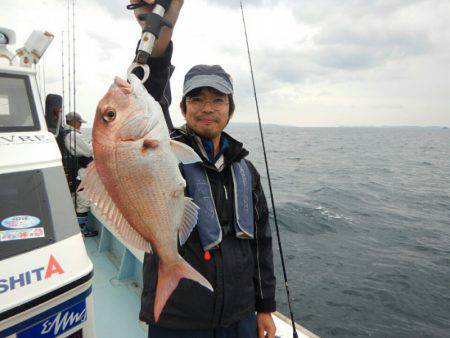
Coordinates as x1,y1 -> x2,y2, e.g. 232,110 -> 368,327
223,185 -> 228,200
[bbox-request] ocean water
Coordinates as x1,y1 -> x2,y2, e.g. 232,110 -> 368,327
226,125 -> 450,338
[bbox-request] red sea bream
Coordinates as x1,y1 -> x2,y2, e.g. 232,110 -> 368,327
79,75 -> 213,321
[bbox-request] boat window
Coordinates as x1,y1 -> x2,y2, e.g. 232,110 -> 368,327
0,73 -> 39,132
0,170 -> 55,261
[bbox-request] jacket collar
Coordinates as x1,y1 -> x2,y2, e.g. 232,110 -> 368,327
171,124 -> 249,170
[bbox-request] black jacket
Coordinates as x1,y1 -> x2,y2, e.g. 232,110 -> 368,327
138,42 -> 276,329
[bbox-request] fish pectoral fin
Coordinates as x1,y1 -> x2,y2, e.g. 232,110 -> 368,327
178,197 -> 200,246
171,187 -> 184,198
78,161 -> 152,253
170,140 -> 202,164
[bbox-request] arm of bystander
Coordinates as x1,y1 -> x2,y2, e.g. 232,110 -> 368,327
130,0 -> 184,129
64,130 -> 93,158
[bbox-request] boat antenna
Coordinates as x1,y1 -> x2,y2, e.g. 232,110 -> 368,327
61,31 -> 68,167
239,2 -> 299,337
42,55 -> 46,98
36,64 -> 42,97
72,0 -> 78,209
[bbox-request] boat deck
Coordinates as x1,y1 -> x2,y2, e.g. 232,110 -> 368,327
84,212 -> 318,338
84,237 -> 146,338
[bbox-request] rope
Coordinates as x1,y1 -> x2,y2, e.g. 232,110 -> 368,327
239,2 -> 298,337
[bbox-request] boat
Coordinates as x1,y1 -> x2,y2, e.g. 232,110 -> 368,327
0,28 -> 95,337
0,27 -> 319,338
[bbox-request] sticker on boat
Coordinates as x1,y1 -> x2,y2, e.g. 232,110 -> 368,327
1,215 -> 41,229
0,227 -> 45,242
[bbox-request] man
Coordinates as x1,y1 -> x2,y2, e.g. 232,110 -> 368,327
131,1 -> 276,337
63,112 -> 98,237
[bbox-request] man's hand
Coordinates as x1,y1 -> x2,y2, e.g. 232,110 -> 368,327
130,0 -> 184,29
130,0 -> 155,29
129,0 -> 184,57
257,312 -> 276,338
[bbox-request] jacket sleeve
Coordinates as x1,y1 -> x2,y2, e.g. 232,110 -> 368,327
247,160 -> 277,313
132,41 -> 175,130
64,130 -> 93,157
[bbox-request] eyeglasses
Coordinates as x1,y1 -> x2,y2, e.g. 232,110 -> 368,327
186,96 -> 229,110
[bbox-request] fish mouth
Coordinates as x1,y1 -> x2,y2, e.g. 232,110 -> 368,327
119,109 -> 156,141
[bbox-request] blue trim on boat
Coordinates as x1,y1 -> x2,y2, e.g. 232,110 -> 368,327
0,287 -> 92,337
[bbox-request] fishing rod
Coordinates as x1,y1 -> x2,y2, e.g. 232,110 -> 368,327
127,0 -> 173,83
239,2 -> 299,337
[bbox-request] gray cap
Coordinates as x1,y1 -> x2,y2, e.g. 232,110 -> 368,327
183,65 -> 233,97
66,112 -> 87,123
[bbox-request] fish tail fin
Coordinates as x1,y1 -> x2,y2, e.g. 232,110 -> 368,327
154,257 -> 213,322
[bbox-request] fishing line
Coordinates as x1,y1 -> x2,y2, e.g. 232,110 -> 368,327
239,2 -> 299,337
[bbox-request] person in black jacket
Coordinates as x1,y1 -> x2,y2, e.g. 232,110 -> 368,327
130,1 -> 276,337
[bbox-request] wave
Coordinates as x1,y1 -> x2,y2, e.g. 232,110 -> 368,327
270,202 -> 353,235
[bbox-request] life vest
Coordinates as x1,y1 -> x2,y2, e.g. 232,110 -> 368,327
182,159 -> 254,251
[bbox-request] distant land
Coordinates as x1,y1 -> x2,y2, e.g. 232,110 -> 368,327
83,123 -> 449,133
228,122 -> 450,129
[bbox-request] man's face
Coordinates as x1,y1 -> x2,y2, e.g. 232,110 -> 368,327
182,88 -> 230,140
52,107 -> 62,118
68,120 -> 82,130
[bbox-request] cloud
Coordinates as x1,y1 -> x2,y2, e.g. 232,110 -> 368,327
286,1 -> 433,73
86,31 -> 124,54
313,19 -> 431,70
292,0 -> 426,24
2,0 -> 448,127
87,0 -> 130,19
207,0 -> 275,9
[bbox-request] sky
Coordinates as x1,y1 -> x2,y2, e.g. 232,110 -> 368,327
1,0 -> 449,127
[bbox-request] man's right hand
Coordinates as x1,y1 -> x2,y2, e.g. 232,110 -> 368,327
130,0 -> 156,29
130,0 -> 184,29
129,0 -> 184,57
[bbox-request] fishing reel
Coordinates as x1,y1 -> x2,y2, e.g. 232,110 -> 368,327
127,0 -> 173,83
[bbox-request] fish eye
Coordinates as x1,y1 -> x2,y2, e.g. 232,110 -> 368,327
102,109 -> 116,123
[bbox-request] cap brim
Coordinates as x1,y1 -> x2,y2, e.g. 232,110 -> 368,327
183,75 -> 233,96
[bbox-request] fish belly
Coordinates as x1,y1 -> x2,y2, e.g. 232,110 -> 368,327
107,139 -> 185,260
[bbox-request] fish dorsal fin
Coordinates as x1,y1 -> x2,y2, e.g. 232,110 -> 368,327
170,140 -> 202,164
178,197 -> 200,246
78,162 -> 152,253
